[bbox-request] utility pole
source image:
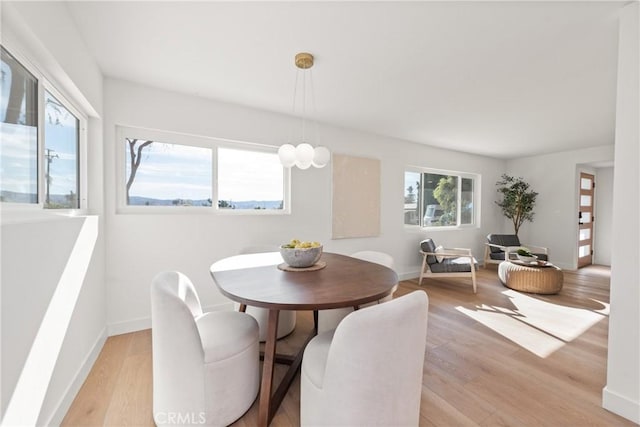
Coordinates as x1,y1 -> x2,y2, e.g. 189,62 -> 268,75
44,148 -> 58,205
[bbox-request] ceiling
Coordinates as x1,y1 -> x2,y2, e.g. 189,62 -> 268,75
65,1 -> 624,159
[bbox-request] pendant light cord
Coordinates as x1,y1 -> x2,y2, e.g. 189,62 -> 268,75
289,69 -> 300,144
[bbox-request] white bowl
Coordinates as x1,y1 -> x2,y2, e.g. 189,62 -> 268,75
280,245 -> 323,268
517,254 -> 538,263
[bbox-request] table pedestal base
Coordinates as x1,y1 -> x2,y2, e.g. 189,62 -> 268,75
257,309 -> 317,427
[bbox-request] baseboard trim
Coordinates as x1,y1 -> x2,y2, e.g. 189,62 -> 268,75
603,386 -> 640,424
45,327 -> 108,426
107,316 -> 151,336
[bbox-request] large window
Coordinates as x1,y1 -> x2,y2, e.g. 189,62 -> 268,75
119,127 -> 287,213
1,45 -> 85,209
404,169 -> 477,228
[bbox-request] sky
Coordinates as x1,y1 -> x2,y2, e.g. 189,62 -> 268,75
126,141 -> 212,201
217,147 -> 284,201
0,104 -> 77,199
405,171 -> 420,198
44,91 -> 78,197
126,141 -> 284,202
0,123 -> 37,196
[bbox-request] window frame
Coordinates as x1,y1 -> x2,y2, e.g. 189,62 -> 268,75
42,82 -> 86,210
116,125 -> 291,215
0,43 -> 88,213
404,166 -> 481,230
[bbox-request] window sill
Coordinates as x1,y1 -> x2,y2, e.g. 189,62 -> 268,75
404,224 -> 478,232
1,207 -> 93,225
115,206 -> 291,215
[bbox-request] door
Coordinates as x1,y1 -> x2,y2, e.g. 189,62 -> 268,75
578,173 -> 595,268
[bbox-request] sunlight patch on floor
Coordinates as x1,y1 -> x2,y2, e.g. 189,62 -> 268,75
456,290 -> 608,358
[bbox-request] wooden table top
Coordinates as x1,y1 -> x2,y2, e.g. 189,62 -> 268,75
210,252 -> 398,310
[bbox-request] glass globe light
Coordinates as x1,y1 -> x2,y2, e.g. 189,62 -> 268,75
295,159 -> 312,169
278,144 -> 296,167
295,143 -> 314,165
312,146 -> 331,168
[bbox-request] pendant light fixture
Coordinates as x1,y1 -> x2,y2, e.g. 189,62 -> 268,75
278,52 -> 330,169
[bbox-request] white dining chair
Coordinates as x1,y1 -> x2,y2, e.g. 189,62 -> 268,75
301,291 -> 429,426
151,271 -> 259,426
238,245 -> 297,341
317,251 -> 396,334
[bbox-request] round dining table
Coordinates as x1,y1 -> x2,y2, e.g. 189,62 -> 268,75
210,251 -> 398,427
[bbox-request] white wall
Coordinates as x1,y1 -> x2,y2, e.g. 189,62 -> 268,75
593,167 -> 613,266
505,145 -> 614,269
603,2 -> 640,423
0,2 -> 105,426
103,78 -> 506,334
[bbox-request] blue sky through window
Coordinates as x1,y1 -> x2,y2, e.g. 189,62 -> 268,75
404,171 -> 420,199
45,91 -> 78,207
125,139 -> 212,204
124,139 -> 284,209
218,147 -> 283,204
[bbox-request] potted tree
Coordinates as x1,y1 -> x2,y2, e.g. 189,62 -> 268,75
495,174 -> 538,237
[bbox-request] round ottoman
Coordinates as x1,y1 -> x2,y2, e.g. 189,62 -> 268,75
498,261 -> 563,294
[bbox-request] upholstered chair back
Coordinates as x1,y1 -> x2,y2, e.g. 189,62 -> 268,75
420,238 -> 439,265
302,291 -> 429,426
487,234 -> 521,253
151,272 -> 207,422
151,271 -> 260,426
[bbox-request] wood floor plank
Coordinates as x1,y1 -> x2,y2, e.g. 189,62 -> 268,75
61,333 -> 133,426
419,385 -> 480,427
63,266 -> 636,427
103,352 -> 154,427
422,361 -> 496,424
128,329 -> 152,356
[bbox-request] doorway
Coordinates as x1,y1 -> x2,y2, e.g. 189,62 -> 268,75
578,173 -> 595,268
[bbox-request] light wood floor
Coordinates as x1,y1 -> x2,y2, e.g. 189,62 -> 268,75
62,265 -> 634,426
